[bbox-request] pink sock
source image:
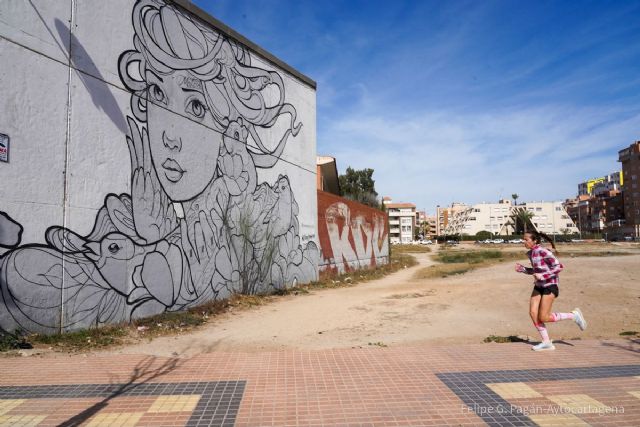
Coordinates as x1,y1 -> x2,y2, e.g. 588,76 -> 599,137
549,312 -> 574,322
534,322 -> 550,342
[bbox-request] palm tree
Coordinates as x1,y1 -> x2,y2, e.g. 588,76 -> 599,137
511,193 -> 519,206
509,206 -> 534,234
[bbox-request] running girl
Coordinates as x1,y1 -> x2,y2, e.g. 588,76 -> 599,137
515,231 -> 587,351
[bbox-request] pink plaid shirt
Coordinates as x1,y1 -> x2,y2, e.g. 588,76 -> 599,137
521,245 -> 563,287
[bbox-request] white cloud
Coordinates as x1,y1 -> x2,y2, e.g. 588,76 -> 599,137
321,105 -> 639,212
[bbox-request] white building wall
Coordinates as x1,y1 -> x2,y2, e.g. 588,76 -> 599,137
444,201 -> 577,236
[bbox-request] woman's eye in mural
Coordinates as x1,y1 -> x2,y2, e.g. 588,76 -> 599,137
185,97 -> 207,119
148,84 -> 166,104
108,243 -> 121,254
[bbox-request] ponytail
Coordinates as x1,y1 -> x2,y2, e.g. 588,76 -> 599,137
527,230 -> 559,255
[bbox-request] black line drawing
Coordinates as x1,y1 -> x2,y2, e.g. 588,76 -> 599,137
0,0 -> 318,334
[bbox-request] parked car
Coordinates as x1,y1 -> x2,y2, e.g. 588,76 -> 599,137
419,240 -> 433,245
445,240 -> 459,245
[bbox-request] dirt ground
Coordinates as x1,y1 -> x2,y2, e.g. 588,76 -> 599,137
98,242 -> 640,358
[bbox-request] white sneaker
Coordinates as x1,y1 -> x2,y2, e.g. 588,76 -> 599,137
532,341 -> 555,351
573,308 -> 587,331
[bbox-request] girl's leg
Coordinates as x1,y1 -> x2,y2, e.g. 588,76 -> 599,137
530,291 -> 551,345
538,293 -> 556,324
538,290 -> 587,330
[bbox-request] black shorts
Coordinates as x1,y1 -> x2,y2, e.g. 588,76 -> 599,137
532,285 -> 559,298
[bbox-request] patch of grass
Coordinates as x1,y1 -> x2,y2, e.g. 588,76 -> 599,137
368,341 -> 388,347
437,250 -> 504,264
619,331 -> 639,336
391,244 -> 431,253
483,335 -> 528,343
0,331 -> 32,352
415,249 -> 525,280
414,263 -> 474,279
30,326 -> 129,352
563,251 -> 636,258
284,252 -> 417,293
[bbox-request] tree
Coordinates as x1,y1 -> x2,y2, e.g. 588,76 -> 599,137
415,220 -> 429,240
339,167 -> 380,208
476,230 -> 492,240
509,207 -> 534,234
511,193 -> 519,206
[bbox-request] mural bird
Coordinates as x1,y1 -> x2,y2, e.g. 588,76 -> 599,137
45,226 -> 183,309
253,175 -> 296,239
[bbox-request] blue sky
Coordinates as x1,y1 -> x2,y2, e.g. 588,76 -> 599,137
193,0 -> 640,214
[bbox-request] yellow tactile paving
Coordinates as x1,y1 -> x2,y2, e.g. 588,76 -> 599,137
86,412 -> 145,427
0,399 -> 25,416
528,413 -> 590,426
547,394 -> 610,414
629,390 -> 640,399
486,382 -> 542,398
148,395 -> 201,413
0,414 -> 47,426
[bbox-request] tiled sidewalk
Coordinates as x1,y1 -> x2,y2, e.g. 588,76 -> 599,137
1,339 -> 639,426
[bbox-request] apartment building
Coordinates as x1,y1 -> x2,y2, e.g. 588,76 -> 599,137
578,172 -> 623,196
565,190 -> 624,235
384,198 -> 416,243
618,141 -> 640,238
435,203 -> 468,236
443,200 -> 578,236
416,211 -> 436,239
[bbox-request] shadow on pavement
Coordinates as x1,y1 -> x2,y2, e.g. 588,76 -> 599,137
58,355 -> 183,427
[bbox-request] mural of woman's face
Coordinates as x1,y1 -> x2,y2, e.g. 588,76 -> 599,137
145,69 -> 222,202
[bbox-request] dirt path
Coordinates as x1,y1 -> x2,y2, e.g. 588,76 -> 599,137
105,245 -> 640,357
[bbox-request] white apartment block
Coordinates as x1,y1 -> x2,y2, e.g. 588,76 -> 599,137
385,200 -> 416,243
443,200 -> 578,236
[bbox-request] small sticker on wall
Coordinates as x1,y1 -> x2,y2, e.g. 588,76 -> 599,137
0,133 -> 8,163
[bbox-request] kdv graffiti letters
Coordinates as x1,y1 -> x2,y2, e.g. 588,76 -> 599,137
0,0 -> 317,334
317,192 -> 389,274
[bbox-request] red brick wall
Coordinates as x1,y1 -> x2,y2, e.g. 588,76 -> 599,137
317,191 -> 389,274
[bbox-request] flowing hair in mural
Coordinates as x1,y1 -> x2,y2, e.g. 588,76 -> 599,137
0,0 -> 318,334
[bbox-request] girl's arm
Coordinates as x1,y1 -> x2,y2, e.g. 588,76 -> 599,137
515,263 -> 534,274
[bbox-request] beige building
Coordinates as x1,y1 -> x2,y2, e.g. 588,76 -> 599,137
316,156 -> 340,195
443,200 -> 578,236
384,198 -> 416,243
416,211 -> 436,239
436,203 -> 468,236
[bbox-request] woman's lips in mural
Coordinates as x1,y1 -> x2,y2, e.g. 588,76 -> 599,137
162,158 -> 185,182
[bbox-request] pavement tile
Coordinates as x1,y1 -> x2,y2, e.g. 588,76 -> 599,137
0,339 -> 639,425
